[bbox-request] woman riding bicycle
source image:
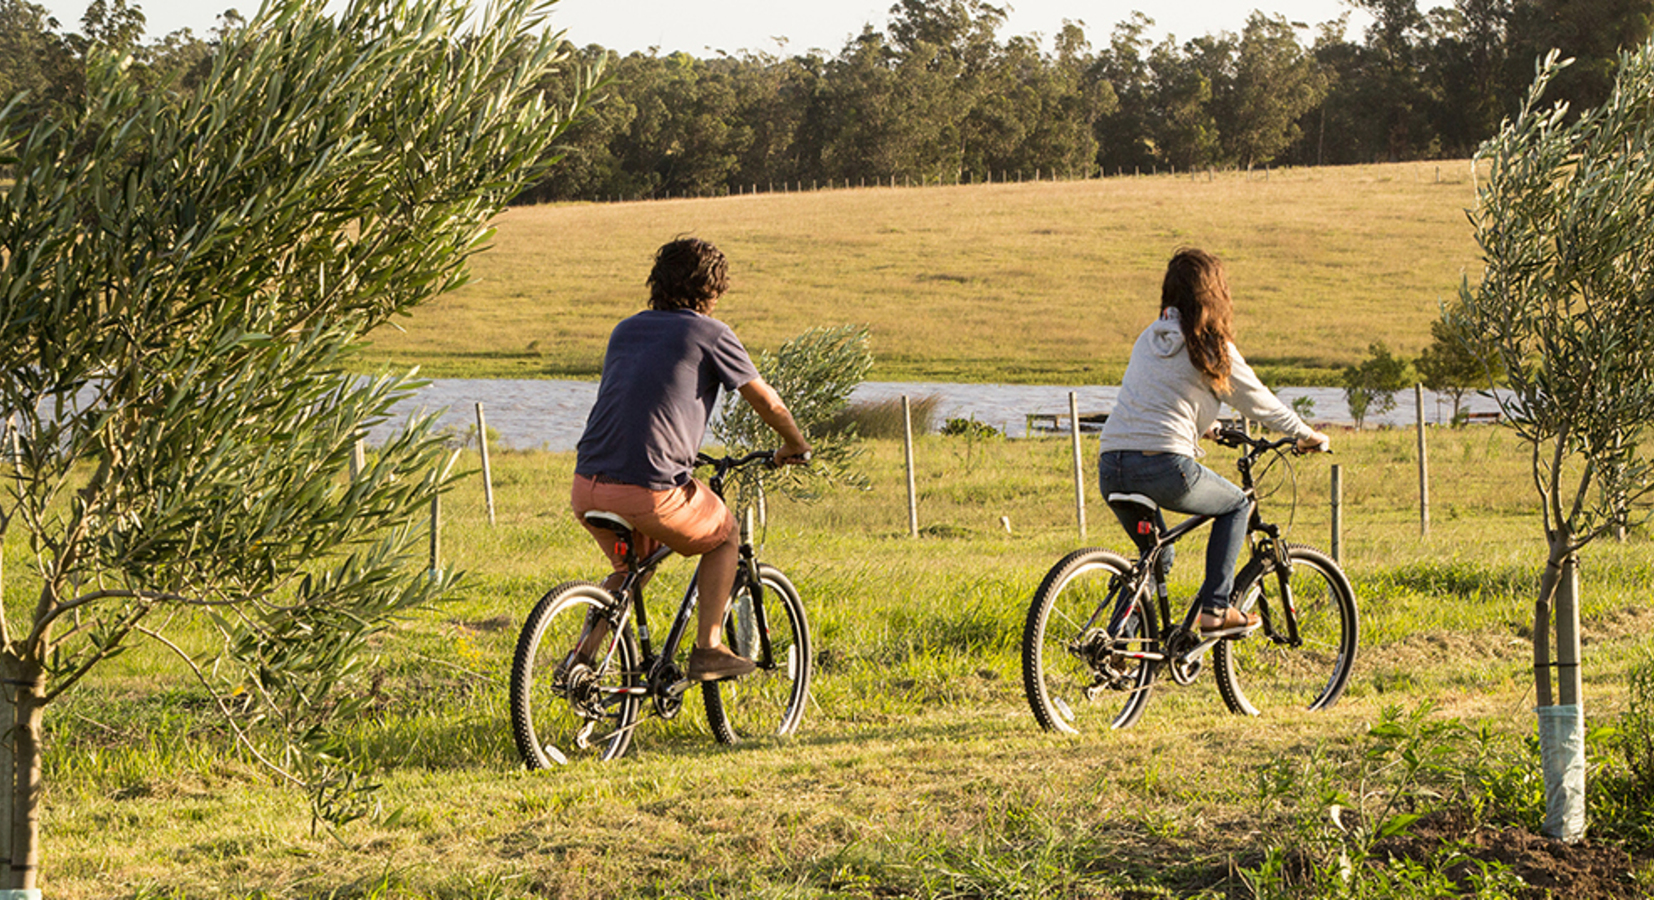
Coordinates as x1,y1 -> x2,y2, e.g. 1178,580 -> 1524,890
1097,248 -> 1328,639
569,237 -> 809,682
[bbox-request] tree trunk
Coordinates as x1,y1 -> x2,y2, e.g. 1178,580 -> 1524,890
1537,547 -> 1587,842
0,658 -> 11,886
1534,559 -> 1557,707
1,655 -> 42,892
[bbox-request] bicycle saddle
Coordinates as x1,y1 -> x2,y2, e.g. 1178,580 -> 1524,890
582,511 -> 635,539
1106,493 -> 1163,546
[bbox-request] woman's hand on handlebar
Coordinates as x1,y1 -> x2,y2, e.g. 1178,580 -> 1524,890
1296,430 -> 1331,454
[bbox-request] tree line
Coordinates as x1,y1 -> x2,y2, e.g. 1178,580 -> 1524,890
3,0 -> 1651,203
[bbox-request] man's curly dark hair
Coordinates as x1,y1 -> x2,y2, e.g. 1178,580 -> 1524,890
647,237 -> 729,312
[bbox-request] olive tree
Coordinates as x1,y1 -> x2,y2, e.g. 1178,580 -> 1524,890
1455,42 -> 1654,841
0,0 -> 593,888
713,324 -> 873,504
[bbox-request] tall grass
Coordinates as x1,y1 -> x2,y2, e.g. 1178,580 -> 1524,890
18,425 -> 1654,897
826,394 -> 942,439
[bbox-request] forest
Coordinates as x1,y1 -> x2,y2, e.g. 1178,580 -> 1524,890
2,0 -> 1651,202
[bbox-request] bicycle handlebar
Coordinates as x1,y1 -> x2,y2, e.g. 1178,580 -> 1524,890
697,449 -> 775,470
1214,427 -> 1328,458
696,448 -> 810,497
695,448 -> 813,472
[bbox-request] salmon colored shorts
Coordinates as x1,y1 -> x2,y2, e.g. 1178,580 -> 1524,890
570,474 -> 736,573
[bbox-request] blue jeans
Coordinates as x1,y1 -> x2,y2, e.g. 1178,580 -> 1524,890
1098,451 -> 1250,613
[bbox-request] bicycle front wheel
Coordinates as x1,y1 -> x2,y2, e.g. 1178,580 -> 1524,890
1215,544 -> 1358,716
704,563 -> 812,744
510,582 -> 641,767
1023,548 -> 1159,732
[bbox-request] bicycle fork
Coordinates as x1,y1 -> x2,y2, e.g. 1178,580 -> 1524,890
1251,531 -> 1305,649
728,508 -> 777,670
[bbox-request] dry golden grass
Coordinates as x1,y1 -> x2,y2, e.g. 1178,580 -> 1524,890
363,161 -> 1483,383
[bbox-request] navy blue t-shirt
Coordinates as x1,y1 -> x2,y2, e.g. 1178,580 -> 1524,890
575,309 -> 760,489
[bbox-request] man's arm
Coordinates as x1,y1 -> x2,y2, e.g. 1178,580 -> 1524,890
738,377 -> 811,463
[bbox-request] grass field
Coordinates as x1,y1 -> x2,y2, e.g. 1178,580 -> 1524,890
23,425 -> 1654,898
359,162 -> 1484,385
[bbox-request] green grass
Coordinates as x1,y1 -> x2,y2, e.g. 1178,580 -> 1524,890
21,425 -> 1654,897
359,162 -> 1483,384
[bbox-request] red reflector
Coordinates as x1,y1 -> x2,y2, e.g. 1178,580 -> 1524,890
1137,521 -> 1153,535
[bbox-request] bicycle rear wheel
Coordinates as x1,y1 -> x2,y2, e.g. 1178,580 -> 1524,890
1022,548 -> 1159,732
1215,544 -> 1358,716
704,563 -> 811,743
510,582 -> 641,767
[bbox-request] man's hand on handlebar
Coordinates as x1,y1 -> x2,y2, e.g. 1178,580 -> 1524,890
773,439 -> 812,466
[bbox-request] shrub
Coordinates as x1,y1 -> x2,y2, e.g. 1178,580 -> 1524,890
941,416 -> 1001,439
828,395 -> 942,440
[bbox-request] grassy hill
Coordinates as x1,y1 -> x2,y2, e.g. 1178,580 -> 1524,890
360,161 -> 1484,385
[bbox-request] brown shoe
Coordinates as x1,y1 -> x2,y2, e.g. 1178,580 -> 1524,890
687,644 -> 757,682
1197,607 -> 1261,638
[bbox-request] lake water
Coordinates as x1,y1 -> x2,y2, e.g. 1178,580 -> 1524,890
371,379 -> 1507,451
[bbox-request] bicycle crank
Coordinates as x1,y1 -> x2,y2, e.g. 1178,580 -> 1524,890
650,663 -> 687,719
1164,628 -> 1211,686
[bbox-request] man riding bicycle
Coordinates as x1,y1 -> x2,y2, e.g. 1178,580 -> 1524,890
569,237 -> 810,682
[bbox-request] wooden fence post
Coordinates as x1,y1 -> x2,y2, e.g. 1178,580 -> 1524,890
1416,383 -> 1429,537
903,396 -> 919,538
350,435 -> 365,481
476,402 -> 496,526
1069,391 -> 1086,540
429,493 -> 441,576
430,449 -> 460,577
1330,464 -> 1343,563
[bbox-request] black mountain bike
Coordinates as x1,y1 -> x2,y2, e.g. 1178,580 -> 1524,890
1023,427 -> 1358,731
510,451 -> 811,766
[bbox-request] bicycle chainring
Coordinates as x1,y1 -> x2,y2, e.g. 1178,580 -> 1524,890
1163,627 -> 1204,685
649,663 -> 686,719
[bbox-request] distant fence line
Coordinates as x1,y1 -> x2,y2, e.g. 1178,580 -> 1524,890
586,160 -> 1463,205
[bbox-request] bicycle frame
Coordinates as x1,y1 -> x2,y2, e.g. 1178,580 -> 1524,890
586,452 -> 782,706
1102,433 -> 1309,667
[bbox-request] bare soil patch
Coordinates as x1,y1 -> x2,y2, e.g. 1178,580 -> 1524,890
1373,810 -> 1651,899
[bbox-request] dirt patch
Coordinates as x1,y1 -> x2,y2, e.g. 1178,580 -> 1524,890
1372,810 -> 1650,899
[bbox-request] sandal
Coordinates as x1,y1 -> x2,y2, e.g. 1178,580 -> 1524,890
1197,607 -> 1260,638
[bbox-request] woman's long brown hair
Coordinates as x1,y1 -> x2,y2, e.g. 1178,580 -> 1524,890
1160,248 -> 1235,394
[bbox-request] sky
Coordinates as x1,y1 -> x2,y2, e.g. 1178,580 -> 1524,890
41,0 -> 1376,54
